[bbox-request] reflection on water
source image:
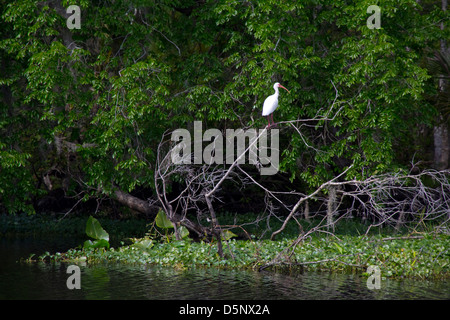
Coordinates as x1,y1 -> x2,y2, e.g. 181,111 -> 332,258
0,237 -> 449,300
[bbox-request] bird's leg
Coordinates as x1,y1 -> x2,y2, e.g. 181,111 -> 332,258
266,116 -> 271,128
271,114 -> 277,127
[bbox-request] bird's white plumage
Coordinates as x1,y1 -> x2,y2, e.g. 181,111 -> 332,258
262,82 -> 289,128
262,83 -> 281,116
262,94 -> 278,116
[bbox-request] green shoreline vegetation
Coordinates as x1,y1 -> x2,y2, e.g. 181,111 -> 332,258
3,213 -> 449,281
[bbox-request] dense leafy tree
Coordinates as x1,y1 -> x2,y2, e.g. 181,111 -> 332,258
0,0 -> 448,216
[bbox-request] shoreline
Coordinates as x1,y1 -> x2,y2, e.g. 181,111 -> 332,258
2,213 -> 449,280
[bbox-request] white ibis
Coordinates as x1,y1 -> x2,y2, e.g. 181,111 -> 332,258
262,82 -> 290,128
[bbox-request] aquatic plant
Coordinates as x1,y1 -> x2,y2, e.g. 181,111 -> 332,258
19,213 -> 449,280
83,216 -> 110,250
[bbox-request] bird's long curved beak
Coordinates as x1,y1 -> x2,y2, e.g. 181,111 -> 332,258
279,84 -> 290,93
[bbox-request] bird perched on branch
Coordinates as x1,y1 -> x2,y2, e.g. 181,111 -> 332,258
262,82 -> 290,128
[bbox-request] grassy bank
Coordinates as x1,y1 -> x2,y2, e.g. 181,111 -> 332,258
12,213 -> 448,281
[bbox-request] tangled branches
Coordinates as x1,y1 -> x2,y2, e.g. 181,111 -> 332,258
150,81 -> 449,256
339,169 -> 450,231
153,120 -> 450,260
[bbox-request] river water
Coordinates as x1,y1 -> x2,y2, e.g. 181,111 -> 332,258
0,236 -> 449,300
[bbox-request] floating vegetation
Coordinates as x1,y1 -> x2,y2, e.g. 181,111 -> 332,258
37,227 -> 450,280
7,213 -> 449,280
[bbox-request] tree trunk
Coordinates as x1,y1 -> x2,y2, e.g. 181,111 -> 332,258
433,120 -> 449,170
303,200 -> 310,222
327,186 -> 337,231
205,195 -> 224,257
112,189 -> 206,237
113,189 -> 157,215
434,0 -> 450,170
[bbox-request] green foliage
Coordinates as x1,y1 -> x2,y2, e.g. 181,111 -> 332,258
155,210 -> 174,229
85,216 -> 109,241
178,226 -> 190,240
221,230 -> 238,241
131,238 -> 154,251
83,238 -> 110,250
83,216 -> 110,249
24,213 -> 449,279
41,226 -> 450,280
0,0 -> 447,213
153,210 -> 189,241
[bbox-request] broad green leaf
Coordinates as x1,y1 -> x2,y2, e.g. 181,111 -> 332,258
132,239 -> 153,251
178,226 -> 189,239
155,210 -> 174,229
333,242 -> 343,255
85,216 -> 109,241
83,240 -> 93,248
83,239 -> 110,249
221,230 -> 238,241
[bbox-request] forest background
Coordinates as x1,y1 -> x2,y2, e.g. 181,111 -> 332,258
0,1 -> 449,245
